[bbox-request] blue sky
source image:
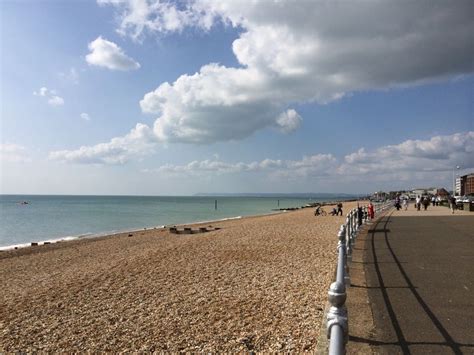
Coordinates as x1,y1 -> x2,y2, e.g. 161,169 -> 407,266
1,0 -> 473,195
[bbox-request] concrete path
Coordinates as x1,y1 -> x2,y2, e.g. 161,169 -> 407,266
346,206 -> 474,354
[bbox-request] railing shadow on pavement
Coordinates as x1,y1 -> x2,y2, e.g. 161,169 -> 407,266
362,213 -> 472,354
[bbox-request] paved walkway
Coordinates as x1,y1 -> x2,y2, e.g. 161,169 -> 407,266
346,206 -> 474,354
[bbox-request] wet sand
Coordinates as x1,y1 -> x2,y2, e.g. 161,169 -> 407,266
0,202 -> 359,352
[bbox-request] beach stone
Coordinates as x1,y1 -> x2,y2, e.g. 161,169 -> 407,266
31,242 -> 38,246
128,234 -> 133,237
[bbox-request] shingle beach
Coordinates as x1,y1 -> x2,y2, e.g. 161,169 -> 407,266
0,202 -> 359,352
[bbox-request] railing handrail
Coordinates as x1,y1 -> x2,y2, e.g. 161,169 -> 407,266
326,200 -> 392,354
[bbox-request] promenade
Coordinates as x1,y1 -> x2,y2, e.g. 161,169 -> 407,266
347,206 -> 474,354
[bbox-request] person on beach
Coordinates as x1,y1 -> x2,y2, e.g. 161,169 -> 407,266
314,205 -> 322,216
336,202 -> 343,216
403,198 -> 408,211
314,205 -> 320,215
330,207 -> 338,216
431,196 -> 436,206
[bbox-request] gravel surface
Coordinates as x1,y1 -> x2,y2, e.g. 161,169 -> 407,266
0,203 -> 358,352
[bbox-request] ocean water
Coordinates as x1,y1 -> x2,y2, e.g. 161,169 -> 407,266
0,195 -> 344,248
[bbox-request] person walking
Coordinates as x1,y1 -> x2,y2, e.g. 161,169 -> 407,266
423,196 -> 429,210
449,196 -> 457,214
395,196 -> 401,210
368,202 -> 375,219
403,198 -> 408,211
431,196 -> 436,206
416,195 -> 421,211
336,202 -> 343,216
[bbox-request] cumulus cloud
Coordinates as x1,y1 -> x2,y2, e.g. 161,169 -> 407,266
143,132 -> 474,182
339,131 -> 474,176
80,113 -> 91,121
100,0 -> 474,145
275,109 -> 302,134
49,123 -> 156,164
0,143 -> 31,163
140,63 -> 303,143
33,87 -> 65,106
86,36 -> 140,71
59,1 -> 474,160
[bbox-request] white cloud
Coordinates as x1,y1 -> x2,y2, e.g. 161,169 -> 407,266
48,95 -> 65,106
86,36 -> 140,71
145,153 -> 337,178
59,67 -> 79,84
59,1 -> 474,161
0,143 -> 31,163
100,0 -> 474,145
339,131 -> 474,177
275,109 -> 302,134
143,132 -> 474,183
49,123 -> 156,164
33,87 -> 49,97
80,113 -> 91,121
140,63 -> 302,143
97,0 -> 213,41
33,87 -> 65,106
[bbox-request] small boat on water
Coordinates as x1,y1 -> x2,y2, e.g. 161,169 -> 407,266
19,201 -> 29,205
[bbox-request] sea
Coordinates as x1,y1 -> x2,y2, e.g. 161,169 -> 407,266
0,194 -> 352,249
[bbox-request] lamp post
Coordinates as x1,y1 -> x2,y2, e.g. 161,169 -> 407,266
453,166 -> 460,196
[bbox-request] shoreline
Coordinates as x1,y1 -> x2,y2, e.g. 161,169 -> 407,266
0,199 -> 352,252
0,211 -> 284,252
0,201 -> 340,253
0,208 -> 303,258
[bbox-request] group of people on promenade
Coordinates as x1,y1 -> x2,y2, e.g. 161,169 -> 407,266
414,195 -> 431,211
394,194 -> 458,214
400,195 -> 436,211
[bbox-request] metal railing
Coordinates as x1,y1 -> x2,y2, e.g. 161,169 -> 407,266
326,200 -> 392,355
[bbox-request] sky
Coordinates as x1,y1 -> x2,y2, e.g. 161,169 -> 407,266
1,0 -> 473,195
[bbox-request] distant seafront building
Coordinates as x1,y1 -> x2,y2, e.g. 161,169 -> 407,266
408,188 -> 448,199
455,173 -> 474,196
411,188 -> 429,197
436,188 -> 449,198
373,191 -> 388,201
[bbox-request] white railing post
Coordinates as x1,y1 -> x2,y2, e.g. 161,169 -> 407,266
325,201 -> 391,354
327,224 -> 349,354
